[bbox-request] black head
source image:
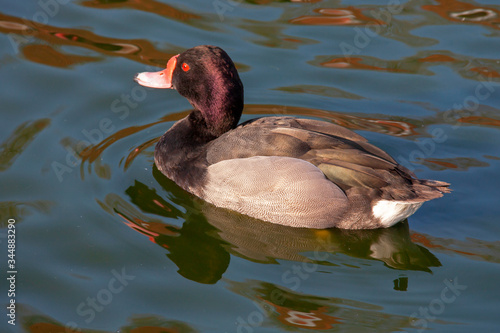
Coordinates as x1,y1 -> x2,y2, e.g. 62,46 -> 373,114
135,45 -> 244,137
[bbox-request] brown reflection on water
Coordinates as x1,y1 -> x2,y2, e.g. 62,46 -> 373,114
421,157 -> 490,171
275,84 -> 365,100
245,104 -> 417,136
457,115 -> 500,127
418,54 -> 457,63
422,0 -> 500,30
411,231 -> 500,264
0,200 -> 53,227
321,56 -> 412,73
22,44 -> 100,67
469,66 -> 500,79
290,7 -> 384,26
20,304 -> 194,333
319,52 -> 500,84
81,0 -> 200,21
0,118 -> 50,172
0,12 -> 175,67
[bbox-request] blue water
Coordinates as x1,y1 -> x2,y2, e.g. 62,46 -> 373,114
1,0 -> 500,332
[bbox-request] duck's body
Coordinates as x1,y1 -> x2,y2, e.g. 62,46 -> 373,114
135,45 -> 450,229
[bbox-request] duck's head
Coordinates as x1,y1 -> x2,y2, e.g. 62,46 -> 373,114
135,45 -> 244,137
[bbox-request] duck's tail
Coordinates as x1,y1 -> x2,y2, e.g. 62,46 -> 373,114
412,179 -> 451,202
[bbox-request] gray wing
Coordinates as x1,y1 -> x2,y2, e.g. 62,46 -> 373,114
205,117 -> 414,197
201,156 -> 348,228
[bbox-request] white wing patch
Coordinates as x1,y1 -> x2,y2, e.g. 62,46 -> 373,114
202,156 -> 348,228
372,200 -> 423,228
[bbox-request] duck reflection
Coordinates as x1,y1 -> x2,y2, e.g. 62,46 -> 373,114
101,166 -> 440,285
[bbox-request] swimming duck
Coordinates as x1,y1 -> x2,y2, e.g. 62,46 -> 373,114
135,45 -> 450,229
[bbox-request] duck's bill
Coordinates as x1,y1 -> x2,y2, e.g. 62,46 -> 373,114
134,54 -> 179,89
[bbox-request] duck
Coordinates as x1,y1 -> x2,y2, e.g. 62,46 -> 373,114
134,45 -> 450,229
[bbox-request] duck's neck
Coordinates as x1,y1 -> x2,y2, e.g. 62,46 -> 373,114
187,76 -> 244,138
187,110 -> 218,143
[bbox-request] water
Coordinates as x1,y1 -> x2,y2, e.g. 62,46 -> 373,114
1,0 -> 500,332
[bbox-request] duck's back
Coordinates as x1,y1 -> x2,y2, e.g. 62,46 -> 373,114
197,117 -> 449,229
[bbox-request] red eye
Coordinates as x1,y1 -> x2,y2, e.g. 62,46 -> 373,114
182,63 -> 190,72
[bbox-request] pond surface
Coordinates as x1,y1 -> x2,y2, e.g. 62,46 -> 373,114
1,0 -> 500,332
